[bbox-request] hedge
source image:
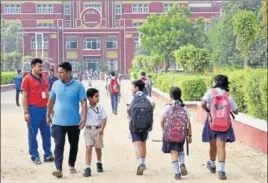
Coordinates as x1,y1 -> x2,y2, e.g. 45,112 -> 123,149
1,72 -> 16,85
129,69 -> 267,120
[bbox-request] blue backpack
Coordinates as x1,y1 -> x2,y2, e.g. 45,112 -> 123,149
130,94 -> 153,133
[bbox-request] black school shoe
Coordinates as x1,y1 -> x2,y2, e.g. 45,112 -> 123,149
180,164 -> 188,176
136,164 -> 146,175
83,167 -> 91,177
97,163 -> 103,173
207,161 -> 216,173
174,173 -> 182,180
218,171 -> 227,180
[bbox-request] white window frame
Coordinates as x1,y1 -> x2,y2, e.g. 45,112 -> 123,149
85,4 -> 101,14
66,40 -> 78,49
132,22 -> 143,27
132,4 -> 148,13
164,3 -> 173,12
107,59 -> 118,71
37,4 -> 53,14
84,38 -> 101,50
31,37 -> 48,49
134,38 -> 140,48
115,4 -> 122,15
37,23 -> 53,28
4,4 -> 21,14
106,38 -> 118,49
64,5 -> 71,15
67,60 -> 78,71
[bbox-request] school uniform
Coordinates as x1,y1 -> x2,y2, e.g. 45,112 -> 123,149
161,102 -> 190,153
129,91 -> 153,142
84,104 -> 107,148
202,88 -> 238,143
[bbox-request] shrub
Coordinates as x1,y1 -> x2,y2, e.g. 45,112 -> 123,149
180,78 -> 207,101
244,69 -> 267,120
1,72 -> 16,85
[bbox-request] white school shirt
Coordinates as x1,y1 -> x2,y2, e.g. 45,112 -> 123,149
202,88 -> 238,112
161,102 -> 190,118
128,91 -> 153,105
85,104 -> 108,126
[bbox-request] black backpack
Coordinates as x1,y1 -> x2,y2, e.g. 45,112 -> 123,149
130,94 -> 153,133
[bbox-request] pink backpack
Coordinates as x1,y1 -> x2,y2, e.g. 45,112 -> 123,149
208,89 -> 231,132
164,104 -> 189,143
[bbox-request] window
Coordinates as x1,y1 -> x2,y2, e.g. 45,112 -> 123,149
164,4 -> 173,12
66,40 -> 78,49
37,23 -> 53,28
37,4 -> 53,14
115,4 -> 122,15
132,4 -> 148,13
84,58 -> 101,71
132,22 -> 143,27
84,38 -> 100,50
64,5 -> 71,15
114,21 -> 120,28
31,38 -> 48,49
107,60 -> 118,71
85,4 -> 101,14
220,8 -> 224,16
106,38 -> 117,49
134,38 -> 140,48
4,4 -> 21,14
67,60 -> 78,71
64,22 -> 71,28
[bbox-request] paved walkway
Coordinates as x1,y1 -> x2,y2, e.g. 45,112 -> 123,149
1,80 -> 267,183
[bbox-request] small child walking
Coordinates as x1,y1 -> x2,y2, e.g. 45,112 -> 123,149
160,87 -> 192,180
83,88 -> 108,177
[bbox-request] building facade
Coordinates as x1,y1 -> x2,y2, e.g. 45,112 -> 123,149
1,1 -> 222,74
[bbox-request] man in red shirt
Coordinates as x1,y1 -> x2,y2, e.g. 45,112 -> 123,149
21,58 -> 54,165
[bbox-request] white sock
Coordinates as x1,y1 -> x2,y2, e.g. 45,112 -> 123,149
97,160 -> 102,163
138,158 -> 143,165
85,165 -> 90,169
172,161 -> 181,174
219,162 -> 225,171
210,160 -> 216,168
179,154 -> 185,165
141,158 -> 145,164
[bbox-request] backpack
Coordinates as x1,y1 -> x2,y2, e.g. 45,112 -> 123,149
130,94 -> 153,133
163,103 -> 189,143
208,89 -> 231,132
110,78 -> 119,94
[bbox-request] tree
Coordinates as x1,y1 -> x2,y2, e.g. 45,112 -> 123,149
174,44 -> 210,74
1,52 -> 22,71
1,21 -> 22,53
259,1 -> 267,39
232,10 -> 259,66
139,5 -> 196,71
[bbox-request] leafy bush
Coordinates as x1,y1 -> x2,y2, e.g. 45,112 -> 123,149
143,69 -> 267,120
244,69 -> 267,119
1,72 -> 16,85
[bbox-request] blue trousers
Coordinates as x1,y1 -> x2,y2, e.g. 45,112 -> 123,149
110,93 -> 119,113
28,106 -> 52,161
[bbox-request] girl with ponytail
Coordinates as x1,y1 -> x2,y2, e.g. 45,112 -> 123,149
160,86 -> 192,180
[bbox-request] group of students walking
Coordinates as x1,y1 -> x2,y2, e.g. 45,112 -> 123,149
20,58 -> 239,181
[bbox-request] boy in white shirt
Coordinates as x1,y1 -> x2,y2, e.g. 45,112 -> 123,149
83,88 -> 108,177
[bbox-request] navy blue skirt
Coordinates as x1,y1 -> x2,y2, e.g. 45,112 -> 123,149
162,137 -> 185,153
202,119 -> 235,143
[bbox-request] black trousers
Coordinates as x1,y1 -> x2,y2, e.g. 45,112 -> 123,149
51,125 -> 80,170
16,90 -> 21,105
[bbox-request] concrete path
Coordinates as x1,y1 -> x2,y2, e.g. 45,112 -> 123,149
1,80 -> 267,183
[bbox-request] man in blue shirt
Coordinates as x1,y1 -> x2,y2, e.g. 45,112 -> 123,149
46,62 -> 87,178
13,69 -> 23,106
47,68 -> 58,92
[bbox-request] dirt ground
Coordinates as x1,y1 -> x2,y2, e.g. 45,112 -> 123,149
1,80 -> 267,183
